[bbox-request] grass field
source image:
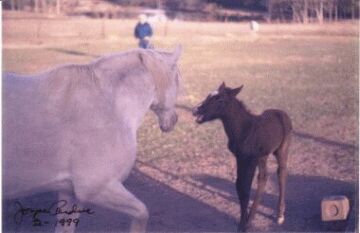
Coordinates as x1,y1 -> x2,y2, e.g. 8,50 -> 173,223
3,16 -> 359,232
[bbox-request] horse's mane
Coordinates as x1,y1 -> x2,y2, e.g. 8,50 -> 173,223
41,49 -> 178,112
93,49 -> 176,103
43,64 -> 99,100
43,49 -> 178,104
133,49 -> 176,103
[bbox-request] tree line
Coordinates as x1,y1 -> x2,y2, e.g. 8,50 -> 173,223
267,0 -> 359,23
5,0 -> 62,14
3,0 -> 359,22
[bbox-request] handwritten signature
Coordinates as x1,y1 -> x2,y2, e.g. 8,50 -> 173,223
13,200 -> 94,226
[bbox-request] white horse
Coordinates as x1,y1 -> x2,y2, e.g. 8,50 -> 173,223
3,46 -> 182,233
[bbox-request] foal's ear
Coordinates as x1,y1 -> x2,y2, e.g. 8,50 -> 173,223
230,85 -> 243,97
218,82 -> 226,92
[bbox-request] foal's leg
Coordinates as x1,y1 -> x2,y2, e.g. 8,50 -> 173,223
79,179 -> 149,233
236,157 -> 258,232
274,136 -> 291,225
247,156 -> 269,225
55,191 -> 80,233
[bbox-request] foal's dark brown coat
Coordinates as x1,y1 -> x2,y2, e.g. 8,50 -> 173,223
193,83 -> 292,231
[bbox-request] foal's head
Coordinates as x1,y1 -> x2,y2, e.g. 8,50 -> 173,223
193,82 -> 243,124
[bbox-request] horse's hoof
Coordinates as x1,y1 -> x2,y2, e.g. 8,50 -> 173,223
277,216 -> 285,225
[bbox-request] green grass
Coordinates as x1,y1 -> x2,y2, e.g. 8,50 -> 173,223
3,20 -> 358,179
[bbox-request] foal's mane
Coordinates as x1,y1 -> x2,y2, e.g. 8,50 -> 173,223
232,97 -> 253,117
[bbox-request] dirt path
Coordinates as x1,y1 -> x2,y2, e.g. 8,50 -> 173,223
4,109 -> 357,232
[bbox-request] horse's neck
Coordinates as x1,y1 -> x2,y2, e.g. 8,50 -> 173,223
90,55 -> 155,130
113,73 -> 156,134
220,100 -> 254,143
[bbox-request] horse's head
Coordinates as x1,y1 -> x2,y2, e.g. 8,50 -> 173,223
147,46 -> 182,132
193,82 -> 243,124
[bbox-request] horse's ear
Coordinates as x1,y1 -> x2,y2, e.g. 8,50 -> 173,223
138,51 -> 169,102
230,85 -> 243,97
219,82 -> 226,92
170,44 -> 182,65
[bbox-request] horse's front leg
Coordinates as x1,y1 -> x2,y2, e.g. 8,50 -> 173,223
55,191 -> 80,233
236,177 -> 249,232
236,156 -> 258,232
75,179 -> 149,233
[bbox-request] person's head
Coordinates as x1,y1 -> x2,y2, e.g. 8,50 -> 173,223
139,14 -> 147,24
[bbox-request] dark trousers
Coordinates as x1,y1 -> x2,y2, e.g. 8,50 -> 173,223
139,39 -> 150,49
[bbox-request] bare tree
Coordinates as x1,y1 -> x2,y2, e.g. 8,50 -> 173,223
303,0 -> 309,23
10,0 -> 16,10
316,0 -> 324,24
39,0 -> 47,13
290,0 -> 304,22
266,0 -> 273,22
34,0 -> 39,12
56,0 -> 62,15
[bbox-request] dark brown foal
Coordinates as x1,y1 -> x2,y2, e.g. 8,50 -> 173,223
193,82 -> 292,231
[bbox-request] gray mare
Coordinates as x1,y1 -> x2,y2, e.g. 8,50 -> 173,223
4,46 -> 182,233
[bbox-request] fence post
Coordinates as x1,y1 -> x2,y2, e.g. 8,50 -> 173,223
56,0 -> 61,15
334,3 -> 338,21
10,0 -> 16,10
34,0 -> 39,13
304,0 -> 309,23
266,0 -> 272,23
101,19 -> 106,39
36,20 -> 42,41
164,20 -> 168,37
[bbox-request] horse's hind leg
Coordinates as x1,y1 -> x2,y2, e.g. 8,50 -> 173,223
274,135 -> 291,225
78,179 -> 149,233
247,156 -> 269,225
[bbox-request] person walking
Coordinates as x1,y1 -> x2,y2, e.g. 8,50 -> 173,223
134,14 -> 153,49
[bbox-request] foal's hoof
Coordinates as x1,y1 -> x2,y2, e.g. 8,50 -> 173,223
237,223 -> 248,232
277,216 -> 285,225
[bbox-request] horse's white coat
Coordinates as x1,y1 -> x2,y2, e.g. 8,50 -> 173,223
4,47 -> 182,233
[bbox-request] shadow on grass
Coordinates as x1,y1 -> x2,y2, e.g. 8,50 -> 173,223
192,173 -> 357,232
47,48 -> 99,58
176,103 -> 194,113
293,130 -> 358,151
3,169 -> 236,233
176,103 -> 358,153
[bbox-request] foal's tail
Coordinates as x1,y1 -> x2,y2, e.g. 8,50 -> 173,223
274,111 -> 292,226
276,111 -> 293,147
281,111 -> 292,135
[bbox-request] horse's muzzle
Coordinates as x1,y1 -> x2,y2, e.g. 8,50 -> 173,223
160,113 -> 178,132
